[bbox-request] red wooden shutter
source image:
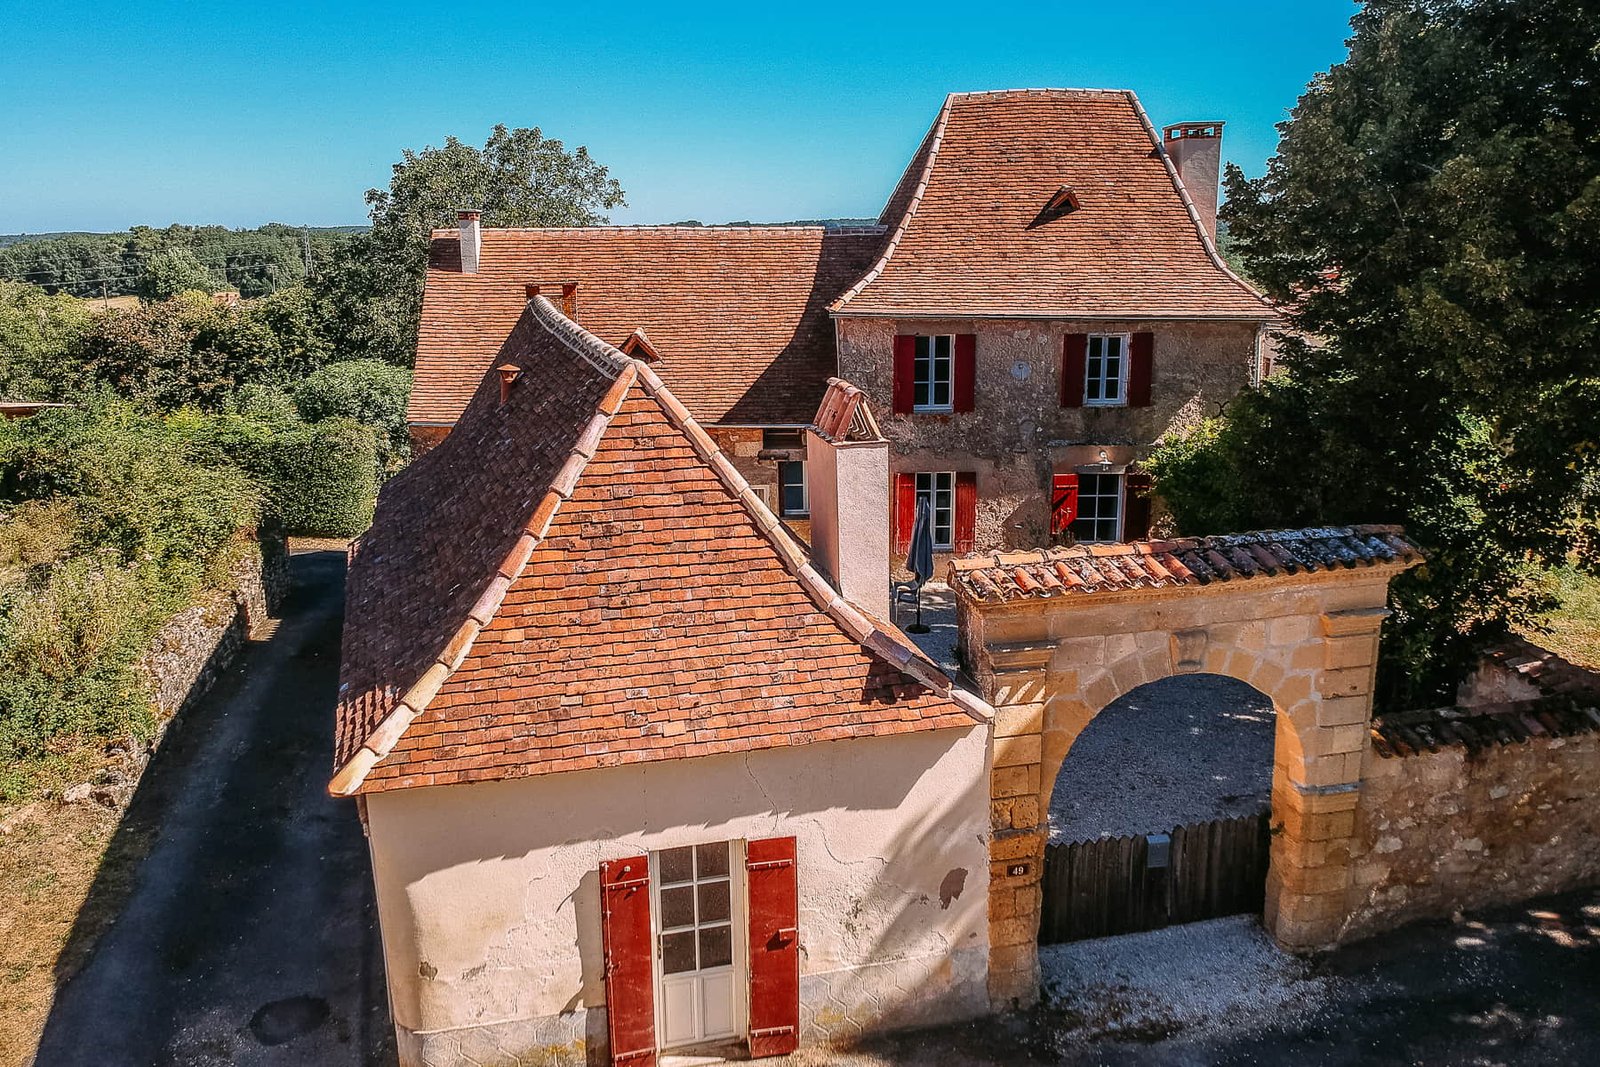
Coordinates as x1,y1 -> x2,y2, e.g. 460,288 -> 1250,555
1124,472 -> 1154,541
600,856 -> 656,1066
892,335 -> 916,414
953,333 -> 977,412
1128,332 -> 1154,407
746,837 -> 800,1059
1051,472 -> 1079,535
1061,333 -> 1088,407
954,472 -> 978,554
892,472 -> 915,555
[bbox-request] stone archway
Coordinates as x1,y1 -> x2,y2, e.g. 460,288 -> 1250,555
947,527 -> 1423,1007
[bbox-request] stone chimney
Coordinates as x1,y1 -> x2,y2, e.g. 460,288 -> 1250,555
457,209 -> 481,273
805,379 -> 890,622
1162,122 -> 1224,240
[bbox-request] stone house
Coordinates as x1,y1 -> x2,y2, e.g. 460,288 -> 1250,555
336,296 -> 994,1066
405,88 -> 1274,568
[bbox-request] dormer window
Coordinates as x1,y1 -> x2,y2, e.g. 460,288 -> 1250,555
1030,185 -> 1081,228
620,327 -> 661,362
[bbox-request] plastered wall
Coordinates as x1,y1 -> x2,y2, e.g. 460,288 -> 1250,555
366,726 -> 991,1065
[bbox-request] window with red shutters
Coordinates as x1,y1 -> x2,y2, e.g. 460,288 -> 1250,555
1061,333 -> 1088,407
1124,472 -> 1155,540
892,472 -> 915,554
954,472 -> 978,553
745,837 -> 799,1059
1051,472 -> 1079,535
600,856 -> 656,1066
1128,332 -> 1154,407
892,335 -> 915,414
953,334 -> 976,412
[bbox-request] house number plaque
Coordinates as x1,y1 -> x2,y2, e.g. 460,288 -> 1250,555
1006,863 -> 1030,877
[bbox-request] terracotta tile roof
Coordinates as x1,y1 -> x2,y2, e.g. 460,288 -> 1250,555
408,226 -> 882,428
335,296 -> 984,796
1371,699 -> 1600,758
831,89 -> 1273,320
1372,639 -> 1600,757
947,526 -> 1424,603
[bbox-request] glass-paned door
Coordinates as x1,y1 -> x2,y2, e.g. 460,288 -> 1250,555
653,841 -> 741,1049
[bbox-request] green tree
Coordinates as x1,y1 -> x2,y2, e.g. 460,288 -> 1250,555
1158,0 -> 1600,706
319,124 -> 627,365
137,247 -> 216,301
293,358 -> 412,463
0,281 -> 92,400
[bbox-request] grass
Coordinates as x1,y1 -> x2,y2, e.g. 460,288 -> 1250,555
1521,564 -> 1600,670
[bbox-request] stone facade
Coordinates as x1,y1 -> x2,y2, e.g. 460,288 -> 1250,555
1344,730 -> 1600,940
708,425 -> 810,543
835,316 -> 1261,562
136,530 -> 288,717
954,565 -> 1414,1006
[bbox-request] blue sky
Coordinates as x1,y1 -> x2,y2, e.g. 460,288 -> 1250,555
0,1 -> 1357,234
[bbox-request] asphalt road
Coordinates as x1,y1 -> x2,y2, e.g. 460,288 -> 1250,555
35,549 -> 392,1067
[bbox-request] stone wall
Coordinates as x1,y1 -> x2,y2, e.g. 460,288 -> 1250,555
1345,735 -> 1600,938
708,425 -> 811,543
136,530 -> 287,718
835,315 -> 1260,559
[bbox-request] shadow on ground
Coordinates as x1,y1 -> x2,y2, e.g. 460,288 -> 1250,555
35,550 -> 392,1067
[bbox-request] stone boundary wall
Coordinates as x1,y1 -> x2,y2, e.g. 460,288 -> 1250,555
1345,732 -> 1600,938
136,530 -> 288,719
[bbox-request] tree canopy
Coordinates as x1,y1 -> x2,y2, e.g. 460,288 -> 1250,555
1155,0 -> 1600,706
318,124 -> 626,365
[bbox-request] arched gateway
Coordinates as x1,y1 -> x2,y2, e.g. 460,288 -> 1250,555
948,525 -> 1424,1006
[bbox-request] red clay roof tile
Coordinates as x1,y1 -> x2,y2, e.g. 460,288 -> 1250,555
336,296 -> 982,795
408,226 -> 881,427
832,89 -> 1272,319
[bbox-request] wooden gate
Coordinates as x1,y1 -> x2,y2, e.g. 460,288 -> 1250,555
1038,810 -> 1271,944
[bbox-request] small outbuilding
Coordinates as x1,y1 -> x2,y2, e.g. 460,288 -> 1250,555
332,296 -> 994,1066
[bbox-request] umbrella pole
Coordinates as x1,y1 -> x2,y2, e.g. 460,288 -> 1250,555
907,586 -> 930,634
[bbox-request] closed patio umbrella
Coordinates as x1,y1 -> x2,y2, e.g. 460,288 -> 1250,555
905,496 -> 935,633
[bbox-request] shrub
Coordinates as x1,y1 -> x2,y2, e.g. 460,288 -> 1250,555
245,419 -> 379,537
293,359 -> 412,464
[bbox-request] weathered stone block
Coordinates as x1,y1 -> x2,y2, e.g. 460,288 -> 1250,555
992,763 -> 1041,799
994,733 -> 1042,769
994,703 -> 1045,738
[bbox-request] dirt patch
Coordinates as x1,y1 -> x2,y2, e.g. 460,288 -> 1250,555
0,770 -> 156,1067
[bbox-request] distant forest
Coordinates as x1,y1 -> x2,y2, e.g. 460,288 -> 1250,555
0,224 -> 368,299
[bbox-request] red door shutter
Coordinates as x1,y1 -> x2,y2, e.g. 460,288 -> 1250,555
1051,472 -> 1079,535
1124,472 -> 1154,541
1128,332 -> 1154,407
892,335 -> 916,414
1061,333 -> 1088,407
953,333 -> 977,412
954,471 -> 978,554
892,472 -> 915,555
746,837 -> 800,1059
600,856 -> 656,1066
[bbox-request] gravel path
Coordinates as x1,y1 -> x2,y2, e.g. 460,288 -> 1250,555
1049,674 -> 1274,843
899,581 -> 960,676
1039,916 -> 1340,1045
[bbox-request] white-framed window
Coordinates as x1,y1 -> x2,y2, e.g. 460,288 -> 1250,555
1084,334 -> 1129,406
914,335 -> 954,413
652,841 -> 745,1049
1072,472 -> 1123,543
915,471 -> 956,550
777,461 -> 808,517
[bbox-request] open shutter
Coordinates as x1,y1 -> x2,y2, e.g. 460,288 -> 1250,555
1128,332 -> 1154,407
600,856 -> 656,1066
1061,333 -> 1087,407
1051,472 -> 1079,535
892,473 -> 915,555
953,334 -> 977,413
1124,472 -> 1154,541
892,335 -> 916,414
746,837 -> 800,1059
954,472 -> 978,554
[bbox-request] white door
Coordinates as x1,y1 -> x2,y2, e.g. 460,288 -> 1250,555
653,841 -> 742,1049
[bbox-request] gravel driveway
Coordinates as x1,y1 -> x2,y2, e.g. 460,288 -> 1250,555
1049,674 -> 1275,843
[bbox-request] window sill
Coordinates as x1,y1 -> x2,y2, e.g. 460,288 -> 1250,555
912,407 -> 955,416
1081,401 -> 1128,409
